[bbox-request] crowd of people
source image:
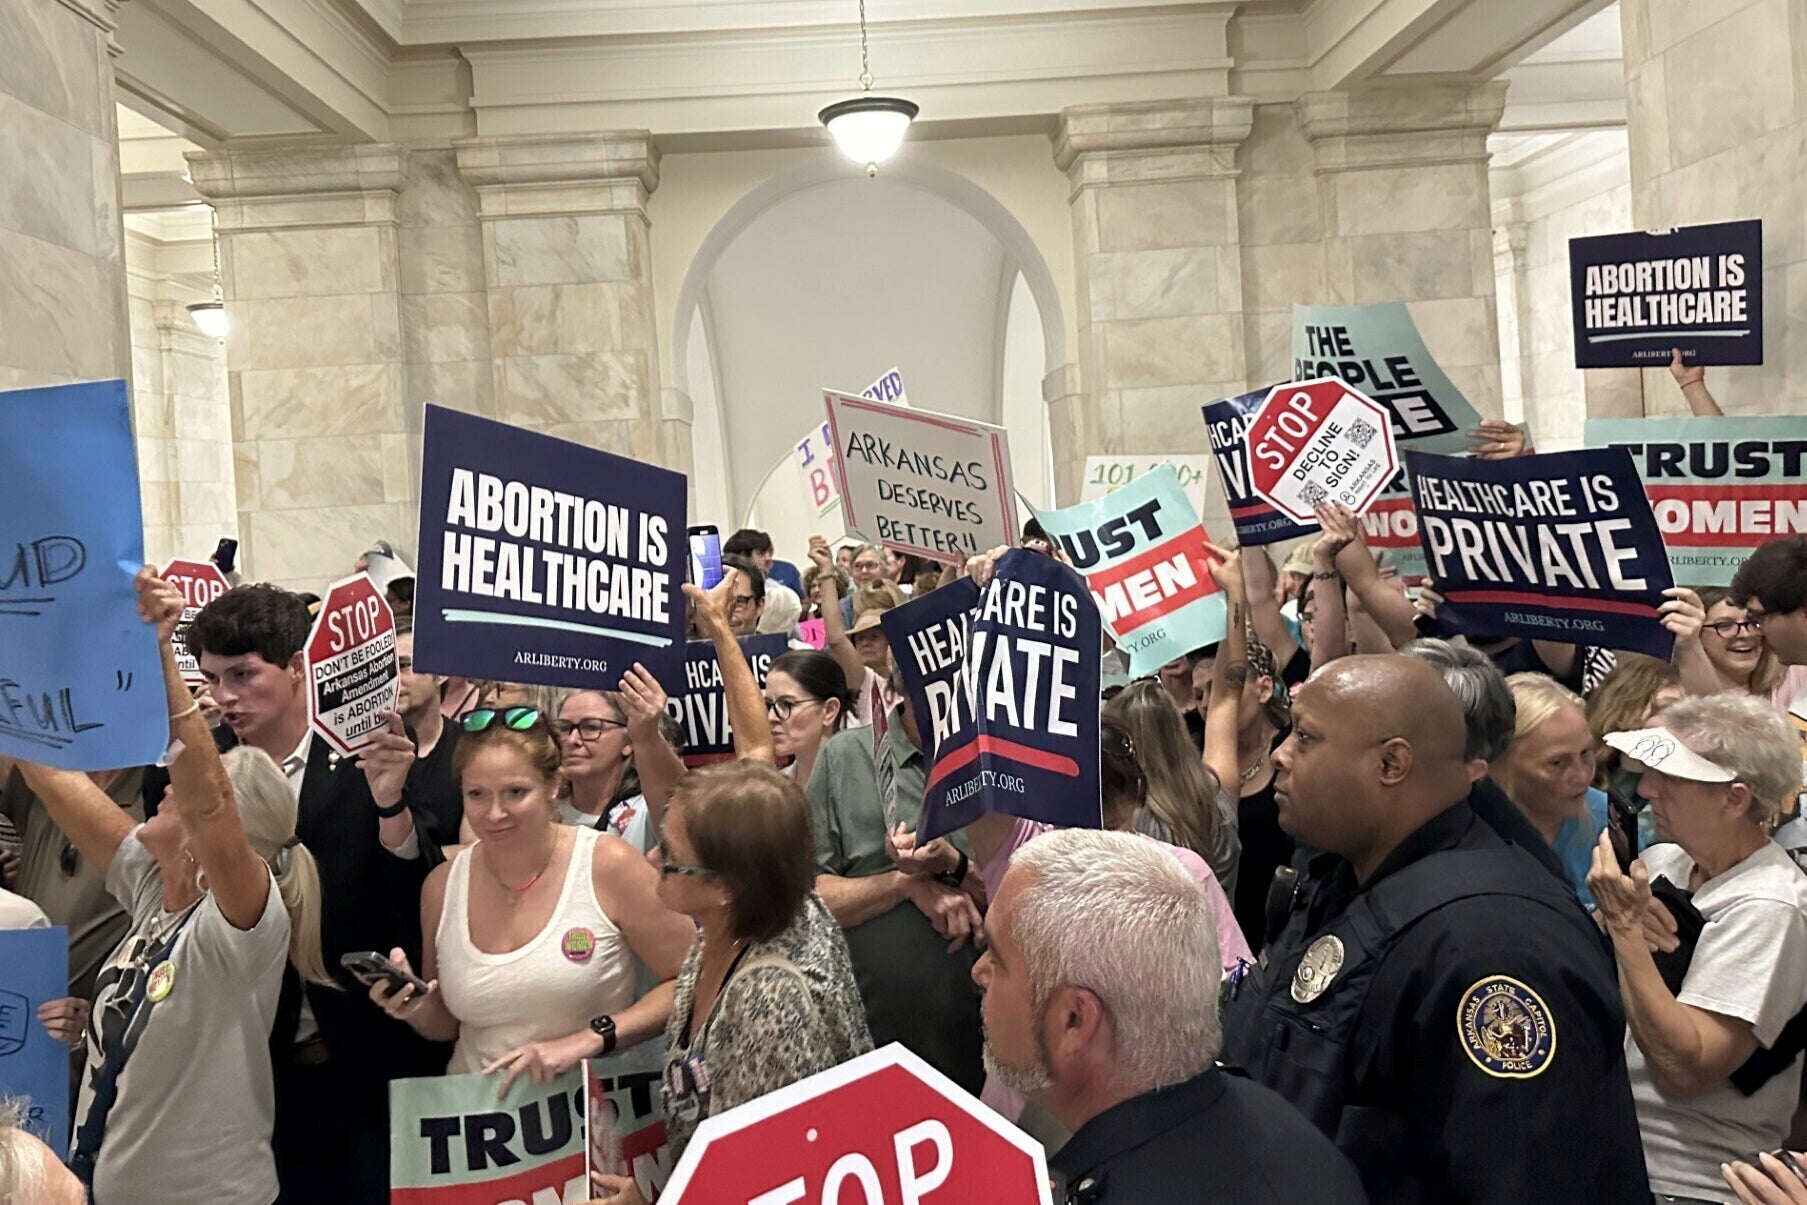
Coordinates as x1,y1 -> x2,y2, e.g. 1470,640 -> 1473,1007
3,365 -> 1807,1205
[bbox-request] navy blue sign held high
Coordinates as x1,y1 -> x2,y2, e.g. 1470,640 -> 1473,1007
1202,385 -> 1316,548
414,405 -> 688,692
882,550 -> 1101,843
1570,220 -> 1763,368
1404,447 -> 1675,660
668,633 -> 788,766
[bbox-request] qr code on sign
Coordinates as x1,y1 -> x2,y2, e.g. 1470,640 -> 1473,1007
1345,417 -> 1378,447
1300,482 -> 1328,507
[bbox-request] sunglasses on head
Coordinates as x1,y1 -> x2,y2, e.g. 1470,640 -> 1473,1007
462,707 -> 542,733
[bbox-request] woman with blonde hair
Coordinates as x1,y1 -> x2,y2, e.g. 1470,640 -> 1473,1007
13,570 -> 329,1203
1103,679 -> 1241,896
1494,673 -> 1609,904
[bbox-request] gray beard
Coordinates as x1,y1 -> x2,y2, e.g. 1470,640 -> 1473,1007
981,1022 -> 1053,1096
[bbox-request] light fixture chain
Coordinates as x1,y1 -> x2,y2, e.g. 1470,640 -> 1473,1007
209,206 -> 223,304
857,0 -> 873,91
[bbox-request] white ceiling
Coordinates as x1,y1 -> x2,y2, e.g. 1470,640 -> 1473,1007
700,176 -> 1013,520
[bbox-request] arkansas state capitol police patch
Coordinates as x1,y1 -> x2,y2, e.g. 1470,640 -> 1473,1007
1458,975 -> 1556,1079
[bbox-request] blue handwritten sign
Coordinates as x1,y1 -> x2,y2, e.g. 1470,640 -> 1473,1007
0,926 -> 70,1159
413,406 -> 688,694
883,550 -> 1101,842
0,381 -> 164,770
1405,447 -> 1675,659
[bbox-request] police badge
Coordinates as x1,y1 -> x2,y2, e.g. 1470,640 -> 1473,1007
1291,934 -> 1345,1003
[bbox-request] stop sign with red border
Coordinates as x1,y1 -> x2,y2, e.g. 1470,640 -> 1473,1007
1247,377 -> 1398,524
162,559 -> 231,686
664,1043 -> 1052,1204
305,572 -> 399,756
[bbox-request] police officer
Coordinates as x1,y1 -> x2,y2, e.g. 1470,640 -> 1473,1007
1221,655 -> 1648,1204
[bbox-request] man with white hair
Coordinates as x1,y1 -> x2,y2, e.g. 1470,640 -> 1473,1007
1587,694 -> 1807,1205
974,829 -> 1366,1204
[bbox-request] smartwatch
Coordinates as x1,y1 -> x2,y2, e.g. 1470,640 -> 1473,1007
936,850 -> 970,888
589,1014 -> 618,1055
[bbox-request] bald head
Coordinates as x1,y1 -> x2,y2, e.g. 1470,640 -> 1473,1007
1277,655 -> 1475,882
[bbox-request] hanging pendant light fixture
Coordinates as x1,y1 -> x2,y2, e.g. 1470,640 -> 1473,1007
818,0 -> 918,176
186,206 -> 228,339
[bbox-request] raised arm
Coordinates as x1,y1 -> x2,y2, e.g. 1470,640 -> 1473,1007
810,535 -> 866,695
1671,348 -> 1723,417
1240,546 -> 1300,670
618,664 -> 683,834
1307,511 -> 1351,670
1660,587 -> 1723,696
1328,505 -> 1419,649
1203,545 -> 1249,792
686,568 -> 775,766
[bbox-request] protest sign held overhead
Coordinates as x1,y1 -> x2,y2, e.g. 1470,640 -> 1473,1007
1032,465 -> 1226,677
664,1044 -> 1052,1205
882,550 -> 1100,843
1570,220 -> 1763,367
1247,379 -> 1398,524
797,368 -> 909,520
0,927 -> 70,1159
585,1046 -> 672,1203
0,380 -> 165,771
667,633 -> 788,766
305,572 -> 399,757
390,1068 -> 590,1205
162,558 -> 230,686
1585,415 -> 1807,586
1080,454 -> 1214,521
1203,385 -> 1318,548
824,390 -> 1016,563
414,405 -> 687,693
1293,303 -> 1485,445
1405,447 -> 1676,659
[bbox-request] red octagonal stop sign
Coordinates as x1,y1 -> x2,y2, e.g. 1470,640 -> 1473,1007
664,1043 -> 1051,1205
1247,377 -> 1398,524
162,558 -> 231,686
305,572 -> 399,756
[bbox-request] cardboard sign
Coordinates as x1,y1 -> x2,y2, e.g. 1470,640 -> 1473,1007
585,1046 -> 671,1202
1405,447 -> 1675,659
798,369 -> 910,520
795,618 -> 827,649
663,1044 -> 1051,1205
1032,465 -> 1226,676
1292,303 -> 1485,445
1079,455 -> 1212,517
882,550 -> 1100,843
1570,220 -> 1763,367
390,1069 -> 587,1204
1247,379 -> 1398,523
1584,415 -> 1807,585
0,927 -> 70,1159
305,572 -> 399,757
1202,385 -> 1318,548
0,380 -> 164,771
666,633 -> 788,766
823,391 -> 1017,563
414,405 -> 688,693
162,558 -> 230,686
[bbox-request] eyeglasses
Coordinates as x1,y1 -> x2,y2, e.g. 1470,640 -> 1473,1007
550,717 -> 627,742
766,697 -> 822,721
1704,619 -> 1761,638
654,841 -> 719,879
463,707 -> 541,733
730,594 -> 758,612
1100,725 -> 1137,760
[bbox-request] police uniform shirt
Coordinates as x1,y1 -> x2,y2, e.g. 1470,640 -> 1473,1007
1224,803 -> 1649,1205
1049,1066 -> 1369,1205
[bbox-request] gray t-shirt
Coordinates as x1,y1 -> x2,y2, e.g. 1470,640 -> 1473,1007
1629,840 -> 1807,1202
77,829 -> 289,1205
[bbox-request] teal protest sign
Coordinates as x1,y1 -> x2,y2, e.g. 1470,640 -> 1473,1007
1032,465 -> 1227,675
1585,415 -> 1807,585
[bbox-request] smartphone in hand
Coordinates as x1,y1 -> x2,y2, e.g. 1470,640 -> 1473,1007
341,950 -> 429,994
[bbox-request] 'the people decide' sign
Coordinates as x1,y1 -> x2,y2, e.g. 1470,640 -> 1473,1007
1032,465 -> 1226,677
1569,220 -> 1763,367
305,572 -> 399,757
414,405 -> 687,693
0,380 -> 164,771
823,390 -> 1017,563
1585,415 -> 1807,585
667,633 -> 788,766
882,550 -> 1100,843
1246,378 -> 1398,523
1405,447 -> 1675,659
162,558 -> 230,686
1292,302 -> 1485,446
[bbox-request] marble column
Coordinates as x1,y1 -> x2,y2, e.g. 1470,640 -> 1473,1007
0,0 -> 130,389
1052,98 -> 1254,509
127,297 -> 234,568
1618,0 -> 1807,414
187,145 -> 415,592
453,133 -> 671,464
1296,81 -> 1509,417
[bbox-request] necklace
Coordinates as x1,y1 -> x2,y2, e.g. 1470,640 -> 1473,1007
1239,750 -> 1268,784
485,829 -> 561,900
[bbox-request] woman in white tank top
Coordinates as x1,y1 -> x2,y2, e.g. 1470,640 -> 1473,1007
368,708 -> 695,1088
